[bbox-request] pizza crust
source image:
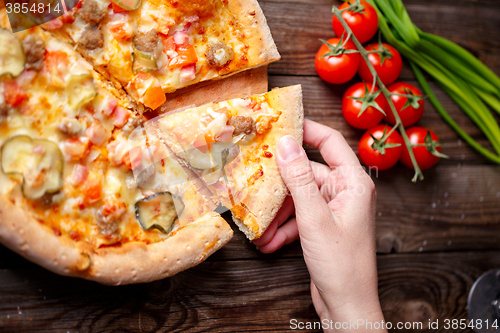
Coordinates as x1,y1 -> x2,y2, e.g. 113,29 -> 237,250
0,196 -> 233,285
230,85 -> 304,240
158,66 -> 269,113
225,0 -> 280,69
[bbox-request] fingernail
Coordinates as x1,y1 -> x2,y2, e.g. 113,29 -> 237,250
278,135 -> 301,161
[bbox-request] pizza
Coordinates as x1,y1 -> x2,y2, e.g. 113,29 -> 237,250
37,0 -> 280,110
0,4 -> 304,284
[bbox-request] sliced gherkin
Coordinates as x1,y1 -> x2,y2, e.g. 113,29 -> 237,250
132,43 -> 158,74
185,147 -> 213,171
1,136 -> 64,200
135,192 -> 183,234
0,28 -> 25,77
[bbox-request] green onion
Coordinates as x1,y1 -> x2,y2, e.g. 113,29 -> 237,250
416,39 -> 500,97
411,62 -> 500,164
366,0 -> 500,164
417,29 -> 500,95
472,87 -> 500,117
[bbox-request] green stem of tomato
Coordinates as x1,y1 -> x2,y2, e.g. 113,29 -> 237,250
332,6 -> 424,182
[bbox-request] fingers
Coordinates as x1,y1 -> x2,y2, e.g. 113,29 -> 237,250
258,218 -> 299,254
276,135 -> 333,231
253,195 -> 295,247
311,161 -> 331,187
303,119 -> 360,168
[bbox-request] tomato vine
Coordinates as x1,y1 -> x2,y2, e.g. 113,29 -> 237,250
333,0 -> 425,182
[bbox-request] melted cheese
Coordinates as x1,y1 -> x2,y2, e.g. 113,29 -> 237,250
54,0 -> 250,105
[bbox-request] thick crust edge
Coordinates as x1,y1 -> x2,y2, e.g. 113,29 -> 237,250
227,0 -> 280,68
231,85 -> 304,240
0,197 -> 233,285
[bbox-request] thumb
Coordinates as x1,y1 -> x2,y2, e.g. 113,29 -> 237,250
276,136 -> 332,228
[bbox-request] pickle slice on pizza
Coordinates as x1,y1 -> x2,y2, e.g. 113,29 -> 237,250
42,0 -> 280,110
0,25 -> 233,285
156,85 -> 304,240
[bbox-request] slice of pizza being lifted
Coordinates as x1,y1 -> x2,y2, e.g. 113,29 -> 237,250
42,0 -> 280,110
151,85 -> 304,240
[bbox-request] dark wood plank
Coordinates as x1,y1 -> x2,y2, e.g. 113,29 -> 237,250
261,0 -> 500,77
0,258 -> 315,333
1,251 -> 499,332
262,0 -> 334,76
374,164 -> 500,253
378,251 -> 500,333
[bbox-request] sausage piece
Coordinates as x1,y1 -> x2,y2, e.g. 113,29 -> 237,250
133,29 -> 160,54
79,24 -> 104,50
205,43 -> 234,68
96,209 -> 120,236
78,0 -> 107,24
56,118 -> 84,137
40,192 -> 63,206
0,103 -> 10,123
96,197 -> 126,236
229,116 -> 255,136
22,35 -> 45,71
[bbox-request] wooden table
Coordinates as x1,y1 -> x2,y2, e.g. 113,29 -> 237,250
1,0 -> 500,331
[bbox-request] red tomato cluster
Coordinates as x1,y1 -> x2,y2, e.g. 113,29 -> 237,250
315,0 -> 445,172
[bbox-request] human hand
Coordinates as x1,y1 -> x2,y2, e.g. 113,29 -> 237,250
253,119 -> 386,332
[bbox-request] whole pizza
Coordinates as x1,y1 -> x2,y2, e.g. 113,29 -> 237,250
0,0 -> 304,285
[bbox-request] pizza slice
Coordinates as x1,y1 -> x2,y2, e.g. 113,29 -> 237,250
41,0 -> 280,110
0,24 -> 233,285
154,85 -> 304,240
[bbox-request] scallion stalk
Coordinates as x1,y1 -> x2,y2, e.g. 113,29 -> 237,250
411,62 -> 500,164
416,39 -> 500,97
473,88 -> 500,116
366,0 -> 500,164
417,29 -> 500,94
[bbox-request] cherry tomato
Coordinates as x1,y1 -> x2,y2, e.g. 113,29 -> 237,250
358,125 -> 403,171
315,38 -> 360,84
385,82 -> 425,127
400,127 -> 442,170
358,43 -> 403,86
342,82 -> 387,129
332,1 -> 379,45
